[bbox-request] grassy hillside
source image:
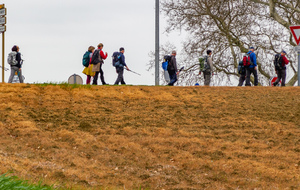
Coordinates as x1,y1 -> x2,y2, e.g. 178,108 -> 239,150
0,83 -> 299,190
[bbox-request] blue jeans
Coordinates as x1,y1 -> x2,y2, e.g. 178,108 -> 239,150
168,70 -> 177,86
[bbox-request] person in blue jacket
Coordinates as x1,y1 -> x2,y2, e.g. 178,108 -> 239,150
245,47 -> 258,86
114,47 -> 129,85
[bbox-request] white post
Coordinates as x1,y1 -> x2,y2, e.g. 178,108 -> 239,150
298,49 -> 300,86
155,0 -> 159,86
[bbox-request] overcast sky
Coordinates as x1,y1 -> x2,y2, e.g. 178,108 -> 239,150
0,0 -> 182,85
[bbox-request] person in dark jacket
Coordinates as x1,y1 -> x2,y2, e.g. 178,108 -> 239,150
273,50 -> 289,87
114,47 -> 129,85
245,47 -> 258,86
203,50 -> 214,86
8,45 -> 23,83
92,43 -> 108,85
167,50 -> 178,86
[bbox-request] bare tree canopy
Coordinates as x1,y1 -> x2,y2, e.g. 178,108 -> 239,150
154,0 -> 300,86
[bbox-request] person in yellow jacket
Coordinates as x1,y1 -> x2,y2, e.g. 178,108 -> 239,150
82,46 -> 95,84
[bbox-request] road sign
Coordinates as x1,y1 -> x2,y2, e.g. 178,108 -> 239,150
0,17 -> 6,25
290,26 -> 300,45
0,25 -> 5,33
0,8 -> 5,17
269,76 -> 281,87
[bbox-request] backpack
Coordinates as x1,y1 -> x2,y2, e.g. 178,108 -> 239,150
112,52 -> 122,67
199,56 -> 210,72
243,53 -> 252,67
274,54 -> 283,70
162,55 -> 171,71
82,51 -> 90,67
91,49 -> 101,65
238,60 -> 246,75
7,52 -> 18,66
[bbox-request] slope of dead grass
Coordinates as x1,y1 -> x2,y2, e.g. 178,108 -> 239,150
0,83 -> 299,190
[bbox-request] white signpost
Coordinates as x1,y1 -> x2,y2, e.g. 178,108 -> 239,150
0,25 -> 5,33
0,17 -> 5,25
0,4 -> 5,83
290,26 -> 300,86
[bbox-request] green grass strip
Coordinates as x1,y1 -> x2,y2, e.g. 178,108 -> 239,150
0,173 -> 54,190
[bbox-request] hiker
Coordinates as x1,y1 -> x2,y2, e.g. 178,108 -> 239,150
92,43 -> 108,85
82,46 -> 95,85
245,47 -> 258,86
199,50 -> 214,86
167,50 -> 178,86
273,50 -> 289,87
238,72 -> 246,86
8,45 -> 23,83
238,54 -> 247,86
114,47 -> 129,85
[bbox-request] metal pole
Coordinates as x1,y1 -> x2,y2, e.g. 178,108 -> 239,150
298,50 -> 300,86
2,32 -> 4,83
155,0 -> 159,86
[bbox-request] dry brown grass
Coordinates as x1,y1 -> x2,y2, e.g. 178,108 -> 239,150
0,83 -> 299,190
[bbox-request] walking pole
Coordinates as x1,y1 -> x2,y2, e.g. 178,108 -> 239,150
127,69 -> 141,76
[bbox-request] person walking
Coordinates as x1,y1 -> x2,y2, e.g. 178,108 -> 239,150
167,50 -> 178,86
238,54 -> 247,86
92,43 -> 108,85
114,47 -> 129,85
8,45 -> 23,83
82,46 -> 95,85
245,47 -> 258,86
203,50 -> 214,86
238,72 -> 246,86
273,50 -> 289,87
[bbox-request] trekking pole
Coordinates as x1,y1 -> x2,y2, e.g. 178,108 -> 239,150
0,66 -> 9,71
176,66 -> 185,75
127,69 -> 141,76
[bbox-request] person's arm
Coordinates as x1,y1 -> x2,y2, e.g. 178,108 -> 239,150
120,54 -> 129,70
16,53 -> 22,68
252,53 -> 257,68
100,50 -> 108,60
208,57 -> 213,73
172,57 -> 178,72
282,56 -> 289,66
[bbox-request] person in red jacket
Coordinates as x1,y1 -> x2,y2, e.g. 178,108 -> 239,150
273,50 -> 289,87
92,43 -> 108,85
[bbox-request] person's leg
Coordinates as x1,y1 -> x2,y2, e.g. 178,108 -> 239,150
114,67 -> 124,85
168,71 -> 176,86
8,67 -> 17,83
281,69 -> 286,86
245,68 -> 251,86
86,75 -> 91,84
274,70 -> 282,86
238,74 -> 246,86
253,69 -> 258,86
18,69 -> 23,83
204,72 -> 211,86
92,72 -> 99,85
99,64 -> 107,85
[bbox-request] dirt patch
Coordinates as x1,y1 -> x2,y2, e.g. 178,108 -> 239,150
0,84 -> 299,189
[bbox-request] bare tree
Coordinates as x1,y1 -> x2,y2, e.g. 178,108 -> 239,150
154,0 -> 300,86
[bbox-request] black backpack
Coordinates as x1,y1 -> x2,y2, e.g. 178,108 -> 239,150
274,54 -> 283,70
238,60 -> 246,75
91,49 -> 101,65
112,52 -> 122,67
162,55 -> 171,71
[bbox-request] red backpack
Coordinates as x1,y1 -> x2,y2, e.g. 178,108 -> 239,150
243,53 -> 252,67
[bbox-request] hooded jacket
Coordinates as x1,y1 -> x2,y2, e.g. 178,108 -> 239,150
247,51 -> 257,68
